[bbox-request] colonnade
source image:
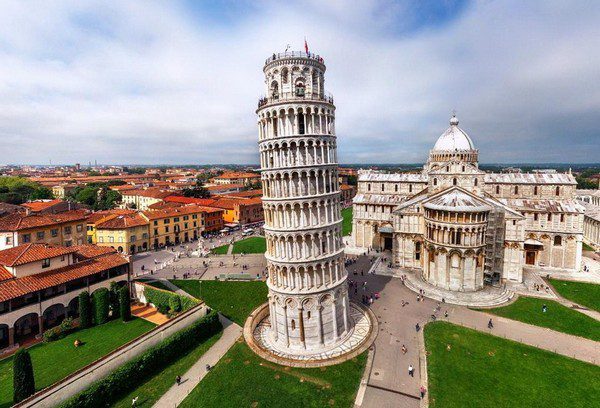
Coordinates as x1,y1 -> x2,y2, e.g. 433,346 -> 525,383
263,199 -> 341,230
267,258 -> 344,291
258,106 -> 335,141
266,227 -> 343,262
259,137 -> 337,169
261,168 -> 337,199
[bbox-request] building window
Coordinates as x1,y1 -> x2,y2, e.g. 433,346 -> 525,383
22,234 -> 31,243
154,221 -> 158,226
76,224 -> 83,232
64,226 -> 72,234
174,217 -> 180,222
433,178 -> 437,186
367,184 -> 371,191
6,236 -> 12,245
512,220 -> 516,225
560,214 -> 565,222
556,186 -> 560,196
131,235 -> 136,242
154,228 -> 158,235
548,214 -> 552,221
514,186 -> 518,194
291,319 -> 296,330
395,185 -> 398,192
99,237 -> 104,243
534,214 -> 538,221
37,231 -> 45,240
496,185 -> 500,194
51,229 -> 59,237
409,184 -> 412,193
164,219 -> 170,224
165,226 -> 170,233
554,236 -> 562,246
474,178 -> 478,186
534,186 -> 538,195
109,236 -> 114,243
453,178 -> 457,186
42,258 -> 50,268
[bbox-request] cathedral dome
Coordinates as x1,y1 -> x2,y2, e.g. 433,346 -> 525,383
432,115 -> 475,151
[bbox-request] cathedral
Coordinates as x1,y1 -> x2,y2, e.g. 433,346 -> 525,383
352,115 -> 585,291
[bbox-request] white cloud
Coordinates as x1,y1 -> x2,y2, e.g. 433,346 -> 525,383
0,0 -> 598,164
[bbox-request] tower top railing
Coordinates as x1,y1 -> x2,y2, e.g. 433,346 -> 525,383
264,51 -> 325,66
258,91 -> 334,108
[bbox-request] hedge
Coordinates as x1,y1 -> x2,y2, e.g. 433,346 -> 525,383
92,288 -> 110,325
61,310 -> 222,408
119,286 -> 131,322
78,291 -> 92,328
144,286 -> 197,315
13,348 -> 35,403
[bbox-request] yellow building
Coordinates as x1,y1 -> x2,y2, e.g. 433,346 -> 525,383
94,213 -> 150,254
142,205 -> 206,249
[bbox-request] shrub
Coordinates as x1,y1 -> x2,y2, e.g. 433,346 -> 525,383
42,318 -> 76,343
78,291 -> 92,328
169,296 -> 181,313
61,310 -> 222,408
145,286 -> 197,316
13,348 -> 35,403
119,286 -> 131,322
92,288 -> 110,325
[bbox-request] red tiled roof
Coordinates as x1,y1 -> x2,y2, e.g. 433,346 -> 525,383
21,199 -> 64,212
224,189 -> 263,198
0,210 -> 89,231
86,209 -> 136,224
141,204 -> 208,220
147,201 -> 184,210
213,172 -> 259,180
122,188 -> 173,199
70,244 -> 120,260
340,184 -> 355,190
0,253 -> 128,302
0,266 -> 13,282
0,243 -> 78,267
96,213 -> 148,229
164,196 -> 217,206
206,183 -> 244,191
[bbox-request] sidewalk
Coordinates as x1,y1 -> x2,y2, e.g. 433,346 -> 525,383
152,316 -> 242,407
447,308 -> 600,365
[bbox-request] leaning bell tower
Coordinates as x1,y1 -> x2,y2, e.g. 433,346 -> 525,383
256,50 -> 352,352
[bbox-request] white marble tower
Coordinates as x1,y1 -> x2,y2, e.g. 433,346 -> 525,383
257,51 -> 351,351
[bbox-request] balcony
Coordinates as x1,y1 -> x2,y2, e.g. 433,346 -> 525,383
258,91 -> 334,108
264,51 -> 324,66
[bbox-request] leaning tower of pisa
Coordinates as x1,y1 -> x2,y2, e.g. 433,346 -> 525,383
255,50 -> 353,355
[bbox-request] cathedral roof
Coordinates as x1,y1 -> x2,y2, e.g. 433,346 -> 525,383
432,115 -> 475,152
423,187 -> 491,212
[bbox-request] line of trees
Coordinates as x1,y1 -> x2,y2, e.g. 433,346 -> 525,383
66,182 -> 122,210
0,176 -> 53,204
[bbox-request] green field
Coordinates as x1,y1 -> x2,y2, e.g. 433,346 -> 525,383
211,244 -> 230,255
342,207 -> 353,236
231,236 -> 266,254
180,341 -> 367,408
0,318 -> 154,408
480,296 -> 600,341
425,322 -> 600,408
171,280 -> 268,325
112,330 -> 223,407
549,279 -> 600,312
143,280 -> 173,292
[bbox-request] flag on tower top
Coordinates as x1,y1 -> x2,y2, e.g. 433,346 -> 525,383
304,38 -> 309,54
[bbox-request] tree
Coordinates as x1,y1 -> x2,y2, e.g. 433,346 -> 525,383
93,288 -> 110,325
182,181 -> 210,198
169,296 -> 181,314
13,348 -> 35,403
119,286 -> 131,322
78,291 -> 92,328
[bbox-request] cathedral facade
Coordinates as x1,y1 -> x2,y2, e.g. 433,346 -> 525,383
352,116 -> 584,291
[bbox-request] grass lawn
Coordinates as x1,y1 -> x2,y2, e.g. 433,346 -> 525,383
0,318 -> 154,408
425,322 -> 600,408
180,341 -> 367,408
112,330 -> 223,408
231,236 -> 266,254
211,244 -> 230,255
582,242 -> 595,251
143,280 -> 173,292
342,207 -> 353,236
171,280 -> 267,326
479,296 -> 600,341
549,278 -> 600,313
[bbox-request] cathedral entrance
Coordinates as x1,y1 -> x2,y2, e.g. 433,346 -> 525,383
384,236 -> 393,250
525,251 -> 536,265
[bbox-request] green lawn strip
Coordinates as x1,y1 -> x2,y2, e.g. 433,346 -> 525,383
425,321 -> 600,408
211,244 -> 229,255
342,207 -> 353,236
143,280 -> 173,292
548,278 -> 600,313
171,280 -> 267,326
231,236 -> 266,254
112,330 -> 223,408
477,296 -> 600,341
180,341 -> 367,408
0,318 -> 154,408
582,242 -> 595,251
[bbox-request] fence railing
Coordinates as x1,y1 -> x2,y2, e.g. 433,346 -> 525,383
264,51 -> 324,65
258,91 -> 334,108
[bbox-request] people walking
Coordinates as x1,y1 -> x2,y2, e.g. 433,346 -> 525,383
420,386 -> 426,399
176,375 -> 181,386
415,323 -> 420,332
542,304 -> 547,313
488,319 -> 494,329
408,364 -> 414,377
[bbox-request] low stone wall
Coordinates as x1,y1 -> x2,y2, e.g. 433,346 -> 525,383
15,302 -> 207,408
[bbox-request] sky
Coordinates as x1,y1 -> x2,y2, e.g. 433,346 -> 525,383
0,0 -> 599,165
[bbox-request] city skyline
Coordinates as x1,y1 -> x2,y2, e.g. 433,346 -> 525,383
1,1 -> 599,164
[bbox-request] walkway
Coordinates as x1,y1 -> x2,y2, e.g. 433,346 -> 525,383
152,315 -> 242,408
131,303 -> 169,325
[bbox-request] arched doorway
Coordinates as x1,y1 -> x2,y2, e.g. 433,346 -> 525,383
14,313 -> 39,344
43,304 -> 66,330
67,297 -> 80,318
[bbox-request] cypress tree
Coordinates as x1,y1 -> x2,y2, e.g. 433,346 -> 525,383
93,288 -> 110,325
13,348 -> 35,403
119,286 -> 131,322
78,291 -> 92,328
109,282 -> 120,319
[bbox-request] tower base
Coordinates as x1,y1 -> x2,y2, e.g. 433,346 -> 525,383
243,302 -> 377,367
